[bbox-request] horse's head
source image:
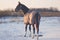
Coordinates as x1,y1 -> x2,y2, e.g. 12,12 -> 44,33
15,2 -> 22,12
15,2 -> 29,14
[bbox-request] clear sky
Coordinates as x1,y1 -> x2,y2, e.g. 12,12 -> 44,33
0,0 -> 60,10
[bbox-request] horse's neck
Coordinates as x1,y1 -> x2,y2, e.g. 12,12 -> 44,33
23,9 -> 29,14
22,5 -> 29,14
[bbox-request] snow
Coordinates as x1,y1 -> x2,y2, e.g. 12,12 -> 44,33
0,17 -> 60,40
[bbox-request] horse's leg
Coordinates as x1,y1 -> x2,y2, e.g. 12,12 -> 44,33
36,24 -> 39,34
24,24 -> 28,37
36,23 -> 39,40
32,24 -> 35,38
29,24 -> 31,37
29,24 -> 31,32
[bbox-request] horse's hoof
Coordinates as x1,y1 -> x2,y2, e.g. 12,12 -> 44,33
32,36 -> 34,39
35,35 -> 39,40
24,35 -> 26,37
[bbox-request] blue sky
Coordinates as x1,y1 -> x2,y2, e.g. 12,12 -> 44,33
0,0 -> 60,10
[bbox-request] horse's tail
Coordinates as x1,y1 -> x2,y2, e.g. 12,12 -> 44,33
35,12 -> 40,24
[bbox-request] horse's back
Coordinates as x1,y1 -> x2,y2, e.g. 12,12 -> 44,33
24,11 -> 40,24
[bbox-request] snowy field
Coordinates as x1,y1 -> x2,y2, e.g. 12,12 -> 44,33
0,17 -> 60,40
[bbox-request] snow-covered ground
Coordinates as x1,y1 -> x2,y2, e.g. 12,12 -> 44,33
0,17 -> 60,40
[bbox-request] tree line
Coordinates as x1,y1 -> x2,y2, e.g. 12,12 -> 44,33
0,7 -> 60,17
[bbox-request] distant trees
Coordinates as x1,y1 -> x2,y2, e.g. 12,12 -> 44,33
49,7 -> 59,12
0,7 -> 60,17
0,9 -> 24,17
31,7 -> 59,12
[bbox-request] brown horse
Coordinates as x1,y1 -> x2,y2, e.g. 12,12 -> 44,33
15,2 -> 41,38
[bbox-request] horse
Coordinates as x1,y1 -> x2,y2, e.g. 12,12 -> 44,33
15,2 -> 41,38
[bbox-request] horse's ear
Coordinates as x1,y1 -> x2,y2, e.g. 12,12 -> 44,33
18,1 -> 21,5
